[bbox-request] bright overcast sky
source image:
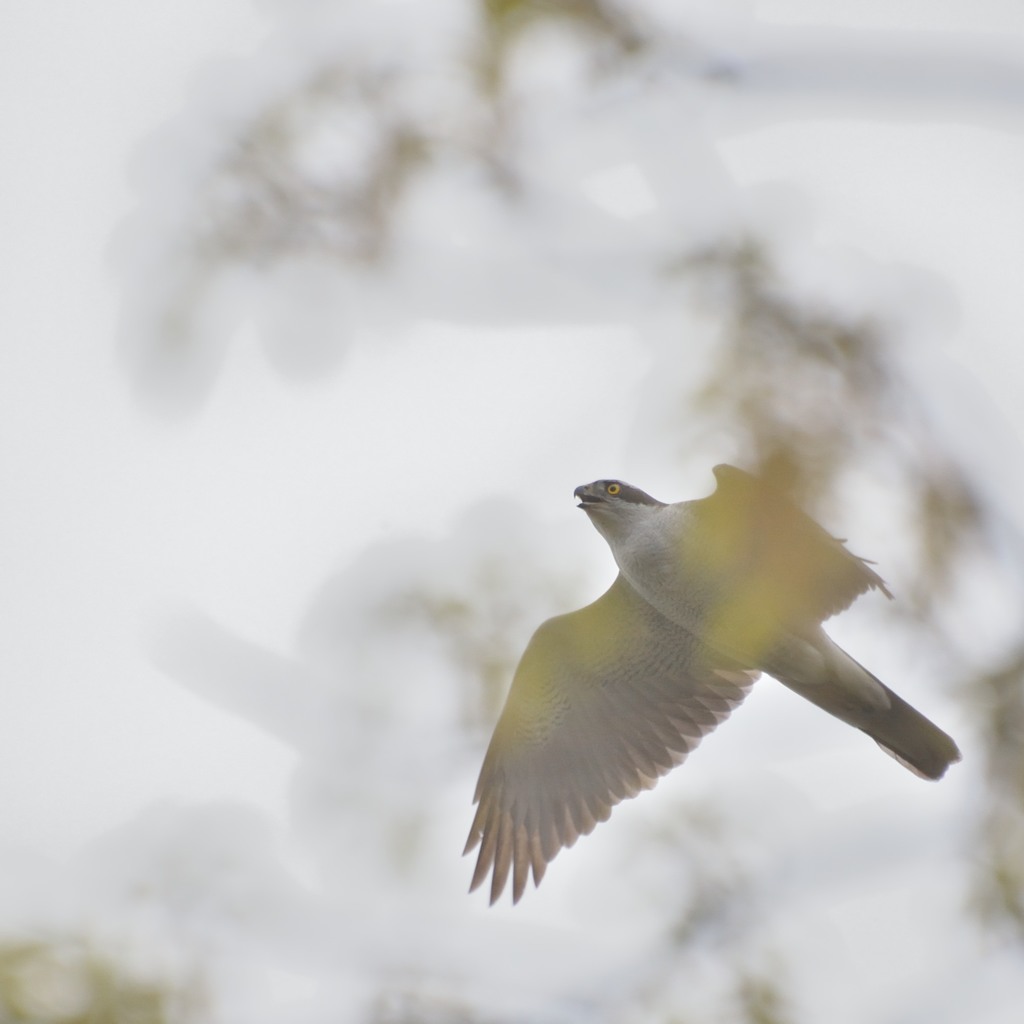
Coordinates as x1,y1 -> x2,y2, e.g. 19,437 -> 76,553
3,2 -> 1024,1021
2,0 -> 1021,886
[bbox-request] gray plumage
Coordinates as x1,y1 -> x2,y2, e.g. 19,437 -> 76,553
465,465 -> 961,904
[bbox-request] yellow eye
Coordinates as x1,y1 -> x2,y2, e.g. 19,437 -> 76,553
607,483 -> 621,496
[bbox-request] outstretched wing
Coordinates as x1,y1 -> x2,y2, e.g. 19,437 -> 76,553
703,464 -> 892,623
464,575 -> 757,905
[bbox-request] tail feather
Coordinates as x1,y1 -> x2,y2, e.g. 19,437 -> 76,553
856,682 -> 962,780
774,637 -> 961,781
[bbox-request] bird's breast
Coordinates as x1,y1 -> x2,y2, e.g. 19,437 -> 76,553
611,505 -> 788,666
611,509 -> 716,633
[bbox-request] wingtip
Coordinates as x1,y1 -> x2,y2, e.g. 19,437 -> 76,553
489,870 -> 505,906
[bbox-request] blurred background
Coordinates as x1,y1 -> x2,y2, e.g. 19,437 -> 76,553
3,1 -> 1024,1021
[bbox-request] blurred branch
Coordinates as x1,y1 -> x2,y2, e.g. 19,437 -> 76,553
695,28 -> 1024,119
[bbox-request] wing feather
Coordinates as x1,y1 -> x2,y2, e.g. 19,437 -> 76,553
705,464 -> 892,624
465,575 -> 758,904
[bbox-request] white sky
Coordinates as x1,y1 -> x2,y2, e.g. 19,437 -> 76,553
2,1 -> 1024,1021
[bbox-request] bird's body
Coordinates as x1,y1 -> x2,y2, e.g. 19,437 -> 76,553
465,465 -> 961,904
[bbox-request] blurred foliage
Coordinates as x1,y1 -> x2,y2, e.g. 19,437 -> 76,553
140,0 -> 665,372
679,239 -> 1024,946
735,972 -> 791,1024
970,643 -> 1024,941
204,64 -> 432,266
377,590 -> 520,730
369,551 -> 584,731
680,242 -> 893,488
0,936 -> 199,1024
194,0 -> 651,271
475,0 -> 647,97
624,802 -> 797,1024
655,803 -> 750,951
679,239 -> 992,626
121,0 -> 1024,1016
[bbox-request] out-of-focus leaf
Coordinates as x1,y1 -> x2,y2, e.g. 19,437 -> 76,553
736,970 -> 793,1024
0,937 -> 199,1024
970,644 -> 1024,940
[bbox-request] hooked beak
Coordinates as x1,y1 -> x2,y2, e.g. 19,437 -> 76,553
574,484 -> 604,509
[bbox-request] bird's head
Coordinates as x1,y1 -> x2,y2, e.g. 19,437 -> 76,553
574,480 -> 665,543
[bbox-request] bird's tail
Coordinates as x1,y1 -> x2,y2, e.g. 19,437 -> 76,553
774,635 -> 961,781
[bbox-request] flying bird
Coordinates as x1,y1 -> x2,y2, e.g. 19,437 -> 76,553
464,464 -> 961,904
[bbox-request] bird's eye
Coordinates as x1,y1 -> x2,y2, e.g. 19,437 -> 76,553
607,483 -> 621,496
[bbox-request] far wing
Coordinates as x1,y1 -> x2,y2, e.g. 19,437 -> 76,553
704,464 -> 892,623
464,575 -> 757,905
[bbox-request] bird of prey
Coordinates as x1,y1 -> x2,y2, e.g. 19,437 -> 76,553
464,464 -> 961,904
